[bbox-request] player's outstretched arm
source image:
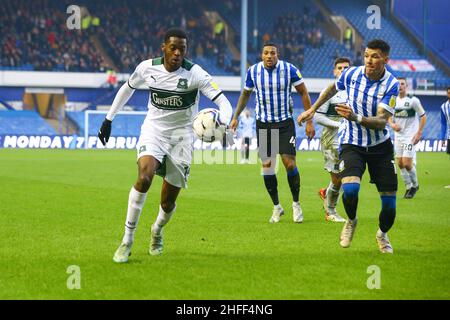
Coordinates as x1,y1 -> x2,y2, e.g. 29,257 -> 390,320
335,105 -> 390,130
314,112 -> 340,129
297,82 -> 337,124
230,89 -> 252,131
295,82 -> 315,138
98,82 -> 135,146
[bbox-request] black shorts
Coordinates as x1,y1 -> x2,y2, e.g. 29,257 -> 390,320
256,118 -> 296,159
447,139 -> 450,154
339,139 -> 398,192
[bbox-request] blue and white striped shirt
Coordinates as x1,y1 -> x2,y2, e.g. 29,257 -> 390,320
441,100 -> 450,140
244,60 -> 304,123
336,66 -> 399,147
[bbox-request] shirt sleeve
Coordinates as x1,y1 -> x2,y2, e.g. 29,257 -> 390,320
379,80 -> 400,114
289,64 -> 304,87
412,97 -> 426,117
336,67 -> 350,91
193,64 -> 223,101
193,65 -> 232,124
127,60 -> 148,89
244,67 -> 254,91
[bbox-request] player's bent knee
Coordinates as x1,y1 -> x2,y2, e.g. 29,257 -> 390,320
136,172 -> 154,192
341,176 -> 360,184
380,194 -> 396,210
262,160 -> 272,168
160,201 -> 176,213
342,182 -> 360,199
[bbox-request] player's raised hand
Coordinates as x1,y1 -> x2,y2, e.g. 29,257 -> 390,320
297,109 -> 315,126
335,104 -> 356,121
229,118 -> 239,133
98,118 -> 112,146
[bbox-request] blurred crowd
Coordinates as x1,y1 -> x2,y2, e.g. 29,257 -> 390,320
0,0 -> 226,73
0,0 -> 107,71
268,8 -> 324,69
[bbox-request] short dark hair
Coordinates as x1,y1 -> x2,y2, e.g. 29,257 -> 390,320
262,43 -> 278,50
164,28 -> 187,43
367,39 -> 391,55
397,77 -> 406,81
334,57 -> 352,67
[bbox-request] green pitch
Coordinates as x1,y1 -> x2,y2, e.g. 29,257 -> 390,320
0,149 -> 449,299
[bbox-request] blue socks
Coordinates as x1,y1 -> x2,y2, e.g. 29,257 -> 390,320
379,195 -> 396,233
342,183 -> 360,220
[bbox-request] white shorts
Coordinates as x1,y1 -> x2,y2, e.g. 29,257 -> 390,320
136,134 -> 193,188
322,146 -> 340,174
394,137 -> 416,159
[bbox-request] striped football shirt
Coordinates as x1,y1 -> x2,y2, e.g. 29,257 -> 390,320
336,66 -> 399,147
244,60 -> 304,123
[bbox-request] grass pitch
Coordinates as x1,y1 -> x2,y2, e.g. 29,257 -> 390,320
0,149 -> 449,299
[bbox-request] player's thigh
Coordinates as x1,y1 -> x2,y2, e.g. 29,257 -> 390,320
338,144 -> 366,180
322,145 -> 340,174
278,118 -> 296,156
394,139 -> 405,158
400,138 -> 415,159
164,156 -> 191,189
136,134 -> 166,165
367,141 -> 398,192
256,120 -> 274,160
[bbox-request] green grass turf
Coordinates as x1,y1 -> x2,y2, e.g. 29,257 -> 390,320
0,149 -> 449,299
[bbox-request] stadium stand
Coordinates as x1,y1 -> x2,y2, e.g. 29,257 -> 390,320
322,0 -> 449,86
0,0 -> 231,75
0,110 -> 57,135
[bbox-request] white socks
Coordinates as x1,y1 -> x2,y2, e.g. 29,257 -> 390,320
408,166 -> 418,188
400,168 -> 412,189
153,204 -> 176,234
326,182 -> 340,213
401,166 -> 418,189
122,187 -> 147,245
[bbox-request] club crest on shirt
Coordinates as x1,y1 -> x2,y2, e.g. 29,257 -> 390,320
177,78 -> 188,89
139,145 -> 146,153
389,96 -> 397,108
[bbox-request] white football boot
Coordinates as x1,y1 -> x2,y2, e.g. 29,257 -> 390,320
113,242 -> 132,263
269,205 -> 284,223
149,224 -> 163,256
292,202 -> 303,223
325,210 -> 346,223
339,218 -> 358,248
376,229 -> 394,254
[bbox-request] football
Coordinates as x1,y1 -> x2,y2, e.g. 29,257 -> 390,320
192,108 -> 226,142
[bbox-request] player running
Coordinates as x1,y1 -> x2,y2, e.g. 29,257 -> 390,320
98,29 -> 233,263
315,57 -> 351,222
388,78 -> 427,199
299,39 -> 400,254
230,43 -> 315,224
